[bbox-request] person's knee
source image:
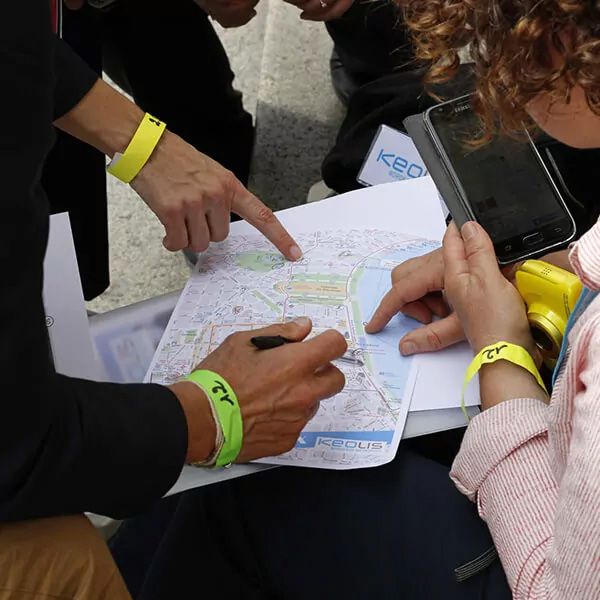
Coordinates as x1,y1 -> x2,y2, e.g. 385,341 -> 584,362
0,515 -> 131,600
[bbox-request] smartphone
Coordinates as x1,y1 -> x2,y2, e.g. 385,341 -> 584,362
423,95 -> 576,264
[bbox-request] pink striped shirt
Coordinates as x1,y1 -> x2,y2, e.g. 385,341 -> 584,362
451,219 -> 600,599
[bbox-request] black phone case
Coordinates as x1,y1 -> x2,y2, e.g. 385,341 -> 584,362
403,113 -> 472,228
404,112 -> 581,264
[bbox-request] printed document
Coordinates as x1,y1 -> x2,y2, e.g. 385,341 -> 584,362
147,228 -> 439,469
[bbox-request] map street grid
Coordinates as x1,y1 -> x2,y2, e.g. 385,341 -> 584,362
147,229 -> 440,469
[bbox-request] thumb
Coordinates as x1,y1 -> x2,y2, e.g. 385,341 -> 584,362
251,317 -> 313,343
460,222 -> 500,275
399,313 -> 465,355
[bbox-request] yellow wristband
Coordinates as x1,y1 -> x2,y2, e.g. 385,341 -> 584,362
461,342 -> 548,421
107,113 -> 166,184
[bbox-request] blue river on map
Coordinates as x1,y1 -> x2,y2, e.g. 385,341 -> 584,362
293,239 -> 440,450
354,240 -> 440,407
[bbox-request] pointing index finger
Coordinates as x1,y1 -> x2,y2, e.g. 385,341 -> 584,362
366,268 -> 445,333
232,190 -> 303,262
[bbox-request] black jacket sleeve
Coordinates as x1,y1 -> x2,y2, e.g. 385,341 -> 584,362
0,0 -> 188,522
52,33 -> 99,119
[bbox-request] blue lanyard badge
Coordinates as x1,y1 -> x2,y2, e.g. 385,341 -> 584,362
553,288 -> 599,386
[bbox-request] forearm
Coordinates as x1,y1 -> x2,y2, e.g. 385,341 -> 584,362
54,78 -> 144,158
479,360 -> 549,411
1,376 -> 190,522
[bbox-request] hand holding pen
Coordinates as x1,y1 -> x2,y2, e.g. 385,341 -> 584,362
251,334 -> 364,366
182,317 -> 347,463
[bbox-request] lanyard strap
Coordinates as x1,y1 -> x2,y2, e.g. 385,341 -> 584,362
552,288 -> 599,386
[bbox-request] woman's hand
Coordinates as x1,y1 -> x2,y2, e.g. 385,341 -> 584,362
131,130 -> 302,260
366,247 -> 465,355
443,221 -> 549,409
171,318 -> 347,464
442,221 -> 537,356
366,236 -> 572,356
55,80 -> 302,261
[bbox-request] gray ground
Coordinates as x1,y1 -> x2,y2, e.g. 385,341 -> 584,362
87,1 -> 345,313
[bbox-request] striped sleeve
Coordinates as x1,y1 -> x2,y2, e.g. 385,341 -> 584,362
451,320 -> 600,598
570,218 -> 600,289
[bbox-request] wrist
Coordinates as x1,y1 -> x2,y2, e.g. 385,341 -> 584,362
102,103 -> 145,158
54,79 -> 145,158
130,129 -> 173,184
479,355 -> 549,411
169,381 -> 217,463
471,333 -> 539,364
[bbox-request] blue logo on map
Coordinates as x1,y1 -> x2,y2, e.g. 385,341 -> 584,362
295,431 -> 394,449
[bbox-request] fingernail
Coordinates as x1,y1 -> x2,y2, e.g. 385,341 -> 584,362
401,341 -> 417,356
290,245 -> 303,261
294,317 -> 311,327
462,222 -> 477,241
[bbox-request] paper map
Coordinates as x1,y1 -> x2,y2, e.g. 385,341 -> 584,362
147,229 -> 440,469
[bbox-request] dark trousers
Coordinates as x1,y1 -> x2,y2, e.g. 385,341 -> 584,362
44,0 -> 253,300
110,449 -> 511,599
326,0 -> 417,85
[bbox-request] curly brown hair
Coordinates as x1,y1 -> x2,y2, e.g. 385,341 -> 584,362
397,0 -> 600,139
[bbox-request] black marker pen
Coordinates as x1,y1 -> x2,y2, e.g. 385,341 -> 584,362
250,335 -> 364,367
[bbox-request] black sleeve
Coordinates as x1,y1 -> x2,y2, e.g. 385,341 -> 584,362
52,34 -> 99,120
0,0 -> 187,522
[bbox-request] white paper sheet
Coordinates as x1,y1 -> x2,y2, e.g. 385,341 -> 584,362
226,177 -> 479,413
268,177 -> 448,240
43,213 -> 101,381
151,178 -> 480,492
411,344 -> 479,411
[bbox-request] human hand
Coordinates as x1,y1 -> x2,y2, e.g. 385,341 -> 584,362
193,0 -> 259,27
365,247 -> 465,355
131,130 -> 302,261
285,0 -> 353,21
443,222 -> 547,409
443,222 -> 537,356
192,318 -> 346,462
366,242 -> 572,356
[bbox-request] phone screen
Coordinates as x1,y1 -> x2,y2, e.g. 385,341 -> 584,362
426,99 -> 574,262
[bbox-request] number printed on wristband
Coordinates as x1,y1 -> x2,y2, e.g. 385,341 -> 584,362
483,344 -> 508,361
211,380 -> 234,406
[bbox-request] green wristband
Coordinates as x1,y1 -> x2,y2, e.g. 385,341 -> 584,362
184,370 -> 243,467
